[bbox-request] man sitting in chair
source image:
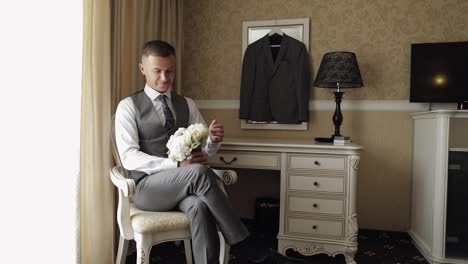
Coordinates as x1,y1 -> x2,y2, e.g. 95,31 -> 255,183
115,40 -> 307,264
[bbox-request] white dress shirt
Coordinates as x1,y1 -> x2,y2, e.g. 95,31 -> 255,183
115,85 -> 220,174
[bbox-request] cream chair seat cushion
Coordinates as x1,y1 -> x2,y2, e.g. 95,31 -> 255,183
130,203 -> 190,234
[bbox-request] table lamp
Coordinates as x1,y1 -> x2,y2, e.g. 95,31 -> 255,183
313,51 -> 363,143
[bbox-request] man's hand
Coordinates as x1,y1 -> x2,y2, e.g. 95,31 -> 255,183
178,152 -> 209,167
209,119 -> 224,143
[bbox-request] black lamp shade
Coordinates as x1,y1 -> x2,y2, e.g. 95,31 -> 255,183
313,51 -> 363,88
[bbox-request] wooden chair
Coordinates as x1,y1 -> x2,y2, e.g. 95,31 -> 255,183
110,118 -> 237,264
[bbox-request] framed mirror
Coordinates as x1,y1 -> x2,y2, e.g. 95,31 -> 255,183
240,18 -> 310,130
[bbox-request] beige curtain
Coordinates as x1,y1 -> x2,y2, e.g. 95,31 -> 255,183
112,0 -> 184,109
80,0 -> 115,263
79,1 -> 183,263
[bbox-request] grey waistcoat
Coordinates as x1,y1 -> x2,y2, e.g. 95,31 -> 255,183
128,90 -> 190,184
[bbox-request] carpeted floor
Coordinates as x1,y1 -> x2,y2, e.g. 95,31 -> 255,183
125,228 -> 429,264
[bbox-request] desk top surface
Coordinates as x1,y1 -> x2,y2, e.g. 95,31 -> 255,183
220,137 -> 362,150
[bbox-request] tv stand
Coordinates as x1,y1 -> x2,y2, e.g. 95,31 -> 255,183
410,110 -> 468,263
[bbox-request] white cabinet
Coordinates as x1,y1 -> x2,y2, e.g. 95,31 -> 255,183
209,138 -> 362,263
409,110 -> 468,264
279,152 -> 360,264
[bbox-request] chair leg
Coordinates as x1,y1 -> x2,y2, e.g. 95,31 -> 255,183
135,234 -> 151,264
218,231 -> 230,264
183,239 -> 193,264
115,235 -> 129,264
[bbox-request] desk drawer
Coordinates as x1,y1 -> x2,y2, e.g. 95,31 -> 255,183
287,217 -> 344,238
209,151 -> 280,169
288,196 -> 344,216
289,154 -> 345,171
288,174 -> 345,194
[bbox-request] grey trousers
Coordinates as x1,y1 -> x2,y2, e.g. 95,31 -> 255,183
132,164 -> 249,264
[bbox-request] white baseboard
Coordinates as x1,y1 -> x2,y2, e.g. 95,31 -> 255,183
408,230 -> 468,264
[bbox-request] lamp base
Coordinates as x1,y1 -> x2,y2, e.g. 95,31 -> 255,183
314,136 -> 334,143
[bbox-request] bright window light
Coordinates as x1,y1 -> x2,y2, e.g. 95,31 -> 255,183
0,1 -> 82,263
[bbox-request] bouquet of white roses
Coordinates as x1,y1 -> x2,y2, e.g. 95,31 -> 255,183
166,123 -> 209,161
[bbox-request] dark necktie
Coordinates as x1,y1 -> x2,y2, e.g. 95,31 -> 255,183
157,95 -> 175,130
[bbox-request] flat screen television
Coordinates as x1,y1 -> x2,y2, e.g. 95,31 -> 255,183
410,41 -> 468,109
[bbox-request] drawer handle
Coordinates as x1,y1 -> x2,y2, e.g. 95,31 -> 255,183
220,156 -> 238,165
312,225 -> 318,230
314,160 -> 320,166
313,203 -> 318,208
313,181 -> 319,187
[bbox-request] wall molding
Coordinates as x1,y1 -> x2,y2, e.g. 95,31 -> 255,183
195,100 -> 459,112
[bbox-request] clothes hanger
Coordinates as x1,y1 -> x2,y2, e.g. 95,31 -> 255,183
268,28 -> 283,36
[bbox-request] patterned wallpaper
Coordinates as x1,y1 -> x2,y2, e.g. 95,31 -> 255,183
182,0 -> 468,232
182,0 -> 468,100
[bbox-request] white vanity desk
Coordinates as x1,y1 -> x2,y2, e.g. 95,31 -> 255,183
208,138 -> 362,263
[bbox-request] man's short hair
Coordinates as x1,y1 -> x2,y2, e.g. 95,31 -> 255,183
142,40 -> 176,58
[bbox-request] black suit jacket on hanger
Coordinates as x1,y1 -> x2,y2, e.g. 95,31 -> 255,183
239,33 -> 310,124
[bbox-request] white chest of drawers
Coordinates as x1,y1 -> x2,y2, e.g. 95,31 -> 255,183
208,138 -> 362,263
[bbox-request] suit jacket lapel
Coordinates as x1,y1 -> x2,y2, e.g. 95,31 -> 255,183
272,34 -> 289,74
261,33 -> 290,75
261,35 -> 275,71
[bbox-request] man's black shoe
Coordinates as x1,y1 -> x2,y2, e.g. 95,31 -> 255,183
248,248 -> 308,264
233,236 -> 269,264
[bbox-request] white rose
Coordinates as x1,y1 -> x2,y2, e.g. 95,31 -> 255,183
169,137 -> 191,161
173,127 -> 186,137
189,123 -> 208,144
183,131 -> 192,147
